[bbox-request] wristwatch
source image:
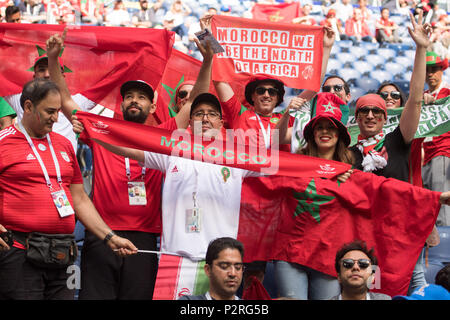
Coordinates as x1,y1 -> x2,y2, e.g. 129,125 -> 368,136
103,231 -> 116,244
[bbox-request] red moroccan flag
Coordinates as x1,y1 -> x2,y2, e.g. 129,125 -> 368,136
76,111 -> 442,297
251,2 -> 300,23
76,111 -> 350,178
0,23 -> 174,113
153,49 -> 203,124
211,15 -> 324,91
237,173 -> 441,297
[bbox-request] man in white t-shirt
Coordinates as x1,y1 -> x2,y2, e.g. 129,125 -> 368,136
93,92 -> 261,260
4,55 -> 96,152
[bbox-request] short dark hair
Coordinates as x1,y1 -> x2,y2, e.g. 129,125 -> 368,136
5,5 -> 20,19
323,75 -> 350,95
20,78 -> 60,110
435,265 -> 450,292
205,237 -> 244,266
335,240 -> 377,274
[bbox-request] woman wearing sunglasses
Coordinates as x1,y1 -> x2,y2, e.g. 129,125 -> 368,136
274,92 -> 354,300
376,82 -> 406,110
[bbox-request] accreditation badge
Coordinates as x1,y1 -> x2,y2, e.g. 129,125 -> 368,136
51,189 -> 75,218
128,181 -> 147,206
185,207 -> 202,233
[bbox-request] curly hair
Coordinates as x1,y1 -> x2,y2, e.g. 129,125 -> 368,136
334,240 -> 377,274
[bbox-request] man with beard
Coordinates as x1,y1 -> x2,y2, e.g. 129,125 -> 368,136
46,31 -> 213,299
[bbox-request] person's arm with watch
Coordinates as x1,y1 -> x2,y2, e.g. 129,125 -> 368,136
70,183 -> 138,256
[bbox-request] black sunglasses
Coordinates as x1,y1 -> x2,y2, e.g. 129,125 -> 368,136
379,91 -> 401,100
341,258 -> 371,269
322,84 -> 344,93
255,87 -> 279,97
178,90 -> 189,99
358,107 -> 385,117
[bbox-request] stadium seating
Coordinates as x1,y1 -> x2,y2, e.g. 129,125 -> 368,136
355,77 -> 381,93
423,227 -> 450,284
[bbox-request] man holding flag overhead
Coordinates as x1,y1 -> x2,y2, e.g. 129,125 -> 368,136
46,29 -> 211,299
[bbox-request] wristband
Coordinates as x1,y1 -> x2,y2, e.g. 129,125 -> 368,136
103,231 -> 116,244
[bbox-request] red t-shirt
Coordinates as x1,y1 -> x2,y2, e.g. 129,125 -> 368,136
376,18 -> 395,37
82,118 -> 178,233
422,87 -> 450,164
221,94 -> 295,152
0,126 -> 82,234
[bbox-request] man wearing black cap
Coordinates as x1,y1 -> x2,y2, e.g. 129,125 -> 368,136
91,92 -> 261,299
46,31 -> 214,299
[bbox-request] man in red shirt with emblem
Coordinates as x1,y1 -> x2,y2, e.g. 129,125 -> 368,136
0,78 -> 136,300
46,31 -> 213,299
422,51 -> 450,226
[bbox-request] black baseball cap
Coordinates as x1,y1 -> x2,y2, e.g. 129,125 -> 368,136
190,93 -> 222,117
120,80 -> 154,101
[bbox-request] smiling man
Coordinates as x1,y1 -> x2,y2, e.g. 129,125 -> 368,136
350,12 -> 431,181
331,240 -> 391,300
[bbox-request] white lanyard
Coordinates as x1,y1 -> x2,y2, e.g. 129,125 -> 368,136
255,113 -> 271,150
18,121 -> 62,191
124,157 -> 146,180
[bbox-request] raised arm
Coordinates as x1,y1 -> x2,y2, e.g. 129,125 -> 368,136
298,26 -> 336,101
174,37 -> 214,129
47,28 -> 80,122
399,11 -> 431,144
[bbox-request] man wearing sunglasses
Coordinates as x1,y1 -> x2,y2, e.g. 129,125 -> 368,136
422,51 -> 450,227
350,12 -> 431,182
170,80 -> 195,116
179,237 -> 245,300
213,27 -> 337,152
331,240 -> 391,300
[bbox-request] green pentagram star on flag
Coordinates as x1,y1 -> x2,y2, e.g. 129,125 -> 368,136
293,178 -> 335,223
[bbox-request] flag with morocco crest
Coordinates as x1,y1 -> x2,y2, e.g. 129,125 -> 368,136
0,23 -> 174,112
76,111 -> 443,298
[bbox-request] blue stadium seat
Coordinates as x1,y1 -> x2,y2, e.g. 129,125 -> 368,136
327,58 -> 341,74
424,260 -> 446,284
353,60 -> 374,76
355,77 -> 381,93
385,62 -> 404,78
403,49 -> 416,60
370,70 -> 394,83
394,80 -> 410,96
337,52 -> 355,65
428,226 -> 450,264
337,40 -> 353,49
377,48 -> 396,60
338,68 -> 362,83
394,56 -> 412,69
352,46 -> 369,60
400,70 -> 413,82
364,54 -> 385,68
350,87 -> 365,101
360,41 -> 379,52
